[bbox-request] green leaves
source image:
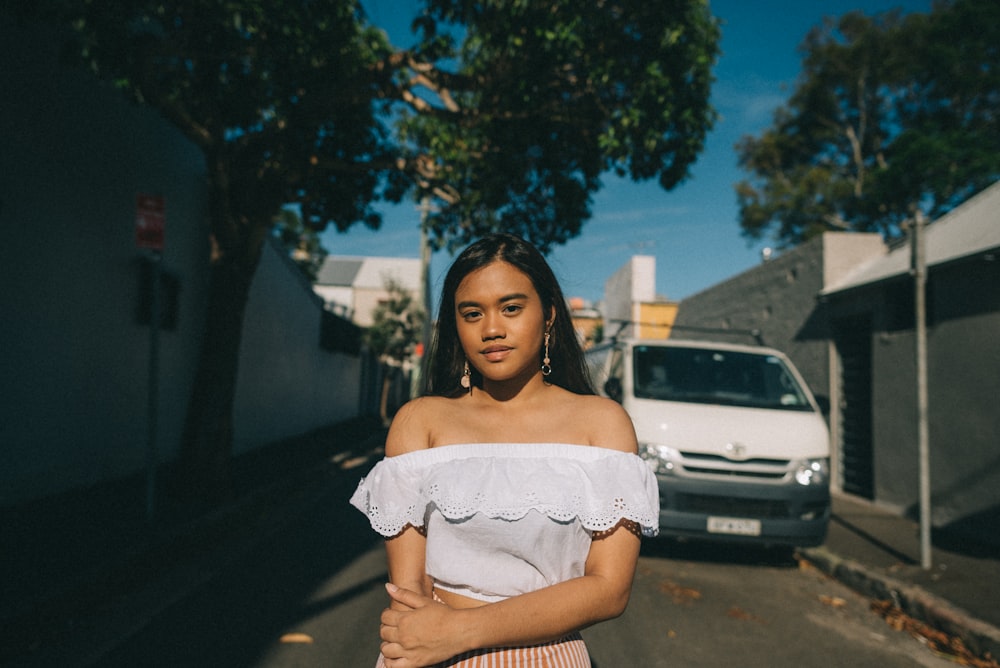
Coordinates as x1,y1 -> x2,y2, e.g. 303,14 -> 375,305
365,278 -> 424,363
34,0 -> 720,254
403,0 -> 720,252
736,0 -> 1000,246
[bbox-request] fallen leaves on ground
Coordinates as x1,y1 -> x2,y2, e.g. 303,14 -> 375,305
726,605 -> 767,624
871,600 -> 999,667
796,557 -> 818,573
658,580 -> 702,605
819,594 -> 847,609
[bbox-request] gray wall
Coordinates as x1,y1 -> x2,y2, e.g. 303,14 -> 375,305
827,254 -> 1000,526
1,20 -> 211,504
925,258 -> 1000,527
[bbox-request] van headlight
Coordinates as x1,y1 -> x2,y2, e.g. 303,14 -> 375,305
639,443 -> 681,476
793,458 -> 829,486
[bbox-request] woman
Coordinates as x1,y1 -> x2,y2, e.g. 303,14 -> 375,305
351,233 -> 659,667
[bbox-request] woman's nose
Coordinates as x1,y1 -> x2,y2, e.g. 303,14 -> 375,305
481,312 -> 505,340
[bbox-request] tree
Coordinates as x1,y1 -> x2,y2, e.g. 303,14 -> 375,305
364,279 -> 425,425
395,0 -> 721,252
19,0 -> 720,503
273,208 -> 327,282
735,0 -> 1000,247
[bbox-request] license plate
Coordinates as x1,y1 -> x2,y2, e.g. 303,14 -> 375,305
707,516 -> 762,536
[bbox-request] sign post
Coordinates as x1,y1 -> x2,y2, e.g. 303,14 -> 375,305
136,194 -> 166,521
910,209 -> 931,570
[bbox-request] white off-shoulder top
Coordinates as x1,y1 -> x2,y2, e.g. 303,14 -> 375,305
349,443 -> 660,603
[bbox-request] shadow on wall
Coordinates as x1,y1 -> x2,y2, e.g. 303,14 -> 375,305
921,504 -> 1000,558
909,452 -> 1000,556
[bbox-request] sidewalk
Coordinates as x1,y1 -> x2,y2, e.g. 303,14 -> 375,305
0,416 -> 388,667
2,426 -> 999,666
799,493 -> 1000,664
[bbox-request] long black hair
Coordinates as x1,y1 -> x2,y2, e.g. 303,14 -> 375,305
424,233 -> 594,397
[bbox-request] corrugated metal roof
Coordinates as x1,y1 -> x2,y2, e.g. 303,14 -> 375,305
822,180 -> 1000,295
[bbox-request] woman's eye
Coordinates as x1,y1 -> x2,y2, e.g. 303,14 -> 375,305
460,310 -> 482,321
502,304 -> 523,315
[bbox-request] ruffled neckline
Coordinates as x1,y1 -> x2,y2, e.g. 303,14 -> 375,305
350,442 -> 660,538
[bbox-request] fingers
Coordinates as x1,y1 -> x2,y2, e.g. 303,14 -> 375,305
379,614 -> 394,643
379,643 -> 407,668
385,581 -> 430,609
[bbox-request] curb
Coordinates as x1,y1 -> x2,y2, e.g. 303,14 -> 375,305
800,545 -> 1000,662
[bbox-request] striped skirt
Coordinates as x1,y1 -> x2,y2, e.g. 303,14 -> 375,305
374,633 -> 591,667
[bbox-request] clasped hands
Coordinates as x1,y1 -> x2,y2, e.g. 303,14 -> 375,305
379,582 -> 459,668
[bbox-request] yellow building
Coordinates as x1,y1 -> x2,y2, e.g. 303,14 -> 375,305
635,300 -> 678,339
602,255 -> 678,341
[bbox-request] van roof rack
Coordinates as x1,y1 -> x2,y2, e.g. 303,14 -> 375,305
606,320 -> 764,346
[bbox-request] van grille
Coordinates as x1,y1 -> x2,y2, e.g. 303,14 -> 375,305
673,493 -> 789,518
678,451 -> 789,480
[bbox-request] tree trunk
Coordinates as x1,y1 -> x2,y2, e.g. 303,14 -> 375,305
171,157 -> 267,507
379,370 -> 392,427
172,236 -> 262,506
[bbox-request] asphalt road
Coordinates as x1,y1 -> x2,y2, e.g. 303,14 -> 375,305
24,461 -> 957,668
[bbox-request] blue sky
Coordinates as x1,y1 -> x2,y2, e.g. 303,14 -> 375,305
322,0 -> 932,305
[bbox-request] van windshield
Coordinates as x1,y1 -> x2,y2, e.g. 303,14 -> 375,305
632,345 -> 814,411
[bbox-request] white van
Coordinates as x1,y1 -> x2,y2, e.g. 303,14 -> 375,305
587,339 -> 830,547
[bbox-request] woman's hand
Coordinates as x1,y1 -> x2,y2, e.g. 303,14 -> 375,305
379,583 -> 463,667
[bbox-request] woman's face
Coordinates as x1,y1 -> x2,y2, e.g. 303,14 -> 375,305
454,260 -> 552,386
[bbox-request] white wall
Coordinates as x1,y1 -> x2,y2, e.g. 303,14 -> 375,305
234,240 -> 361,454
602,256 -> 655,338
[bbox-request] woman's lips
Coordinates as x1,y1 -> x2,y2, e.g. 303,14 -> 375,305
481,345 -> 512,362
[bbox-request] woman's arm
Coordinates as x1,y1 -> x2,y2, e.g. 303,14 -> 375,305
380,521 -> 641,665
383,399 -> 435,605
385,527 -> 432,607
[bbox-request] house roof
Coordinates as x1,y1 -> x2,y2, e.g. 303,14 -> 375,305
822,180 -> 1000,295
315,255 -> 421,291
315,257 -> 363,286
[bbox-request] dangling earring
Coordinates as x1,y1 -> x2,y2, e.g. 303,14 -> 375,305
460,360 -> 472,391
541,332 -> 552,376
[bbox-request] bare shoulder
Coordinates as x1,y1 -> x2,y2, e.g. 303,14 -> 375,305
384,396 -> 451,456
566,393 -> 637,454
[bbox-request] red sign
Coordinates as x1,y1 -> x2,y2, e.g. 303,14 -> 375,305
135,194 -> 166,250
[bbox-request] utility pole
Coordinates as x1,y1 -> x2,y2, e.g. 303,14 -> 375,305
418,197 -> 434,392
911,208 -> 932,570
135,194 -> 166,522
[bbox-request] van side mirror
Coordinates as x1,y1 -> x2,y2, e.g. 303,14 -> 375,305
604,378 -> 623,403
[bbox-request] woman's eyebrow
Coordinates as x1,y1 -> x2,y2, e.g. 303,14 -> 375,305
456,293 -> 530,310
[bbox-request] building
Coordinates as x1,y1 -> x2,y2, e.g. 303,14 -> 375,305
568,297 -> 602,348
673,232 -> 886,402
820,181 -> 1000,528
673,181 -> 1000,539
1,18 -> 364,507
602,256 -> 679,341
313,256 -> 422,327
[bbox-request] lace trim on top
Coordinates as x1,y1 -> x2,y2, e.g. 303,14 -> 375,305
350,443 -> 660,538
